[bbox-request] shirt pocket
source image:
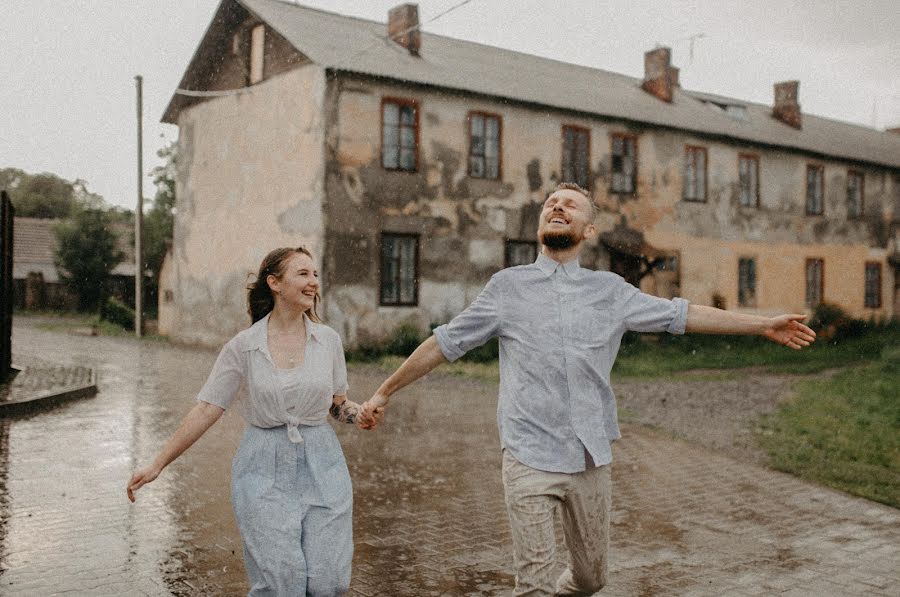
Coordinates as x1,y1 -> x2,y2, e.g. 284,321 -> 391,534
572,304 -> 614,347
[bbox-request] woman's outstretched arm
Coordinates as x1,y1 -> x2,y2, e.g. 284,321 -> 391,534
126,401 -> 225,502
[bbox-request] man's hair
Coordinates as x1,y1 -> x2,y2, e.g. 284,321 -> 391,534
553,182 -> 597,220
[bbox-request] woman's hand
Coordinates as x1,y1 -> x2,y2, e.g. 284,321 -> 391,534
127,464 -> 162,502
356,402 -> 385,430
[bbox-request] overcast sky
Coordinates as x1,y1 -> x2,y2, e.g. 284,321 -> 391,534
2,0 -> 898,209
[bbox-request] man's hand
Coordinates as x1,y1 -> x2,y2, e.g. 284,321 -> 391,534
762,314 -> 816,349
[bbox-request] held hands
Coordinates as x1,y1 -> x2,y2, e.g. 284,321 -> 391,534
762,314 -> 817,349
355,402 -> 385,430
359,393 -> 389,430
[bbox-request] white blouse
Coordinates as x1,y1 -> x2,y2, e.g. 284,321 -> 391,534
196,313 -> 349,443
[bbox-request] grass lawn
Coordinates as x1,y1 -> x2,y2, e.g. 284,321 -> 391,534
756,347 -> 900,508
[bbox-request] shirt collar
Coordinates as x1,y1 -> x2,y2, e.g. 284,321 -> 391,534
534,252 -> 583,279
247,312 -> 323,354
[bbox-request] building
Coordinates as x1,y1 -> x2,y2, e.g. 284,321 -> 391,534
161,0 -> 900,348
13,217 -> 139,311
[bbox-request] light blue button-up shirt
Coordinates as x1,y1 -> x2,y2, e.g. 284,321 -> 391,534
434,253 -> 689,473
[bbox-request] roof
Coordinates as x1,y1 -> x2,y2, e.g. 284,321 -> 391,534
12,217 -> 138,281
166,0 -> 900,170
12,217 -> 61,282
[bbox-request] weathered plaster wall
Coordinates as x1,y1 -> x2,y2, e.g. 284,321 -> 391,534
172,64 -> 327,346
323,77 -> 897,345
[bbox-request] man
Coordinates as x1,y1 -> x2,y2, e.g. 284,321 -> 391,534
362,182 -> 815,596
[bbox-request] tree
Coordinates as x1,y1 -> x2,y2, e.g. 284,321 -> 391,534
145,140 -> 176,283
54,208 -> 124,312
0,168 -> 107,218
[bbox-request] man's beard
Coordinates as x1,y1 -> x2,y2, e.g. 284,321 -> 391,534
539,229 -> 578,249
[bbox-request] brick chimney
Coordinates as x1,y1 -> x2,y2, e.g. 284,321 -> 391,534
773,81 -> 802,129
667,66 -> 680,89
642,47 -> 675,102
388,4 -> 420,56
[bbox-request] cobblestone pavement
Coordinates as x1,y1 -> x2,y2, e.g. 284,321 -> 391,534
0,354 -> 93,404
2,319 -> 898,596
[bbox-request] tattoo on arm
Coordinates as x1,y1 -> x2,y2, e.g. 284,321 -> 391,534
329,400 -> 359,424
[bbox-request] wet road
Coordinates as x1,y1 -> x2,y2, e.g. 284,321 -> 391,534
2,319 -> 898,596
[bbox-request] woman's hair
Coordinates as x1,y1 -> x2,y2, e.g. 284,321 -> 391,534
246,247 -> 322,324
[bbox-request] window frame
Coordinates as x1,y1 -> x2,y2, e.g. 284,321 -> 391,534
738,153 -> 760,208
864,261 -> 882,309
805,258 -> 824,308
504,239 -> 538,268
847,169 -> 865,219
561,124 -> 591,190
379,232 -> 420,307
683,145 -> 708,202
805,164 -> 825,216
609,133 -> 638,195
738,257 -> 757,308
249,24 -> 265,84
467,111 -> 503,180
381,97 -> 420,172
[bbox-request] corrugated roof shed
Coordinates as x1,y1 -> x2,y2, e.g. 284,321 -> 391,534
164,0 -> 900,170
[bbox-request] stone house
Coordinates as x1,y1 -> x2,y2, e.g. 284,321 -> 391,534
160,0 -> 900,347
13,217 -> 139,310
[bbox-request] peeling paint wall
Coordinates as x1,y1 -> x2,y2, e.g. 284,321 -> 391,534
171,64 -> 327,346
322,76 -> 897,346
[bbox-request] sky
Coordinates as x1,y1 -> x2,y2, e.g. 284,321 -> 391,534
1,0 -> 898,210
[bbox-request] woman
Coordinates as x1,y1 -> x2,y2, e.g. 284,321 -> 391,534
127,246 -> 381,596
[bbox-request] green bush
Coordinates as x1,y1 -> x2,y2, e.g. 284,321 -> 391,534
100,296 -> 135,330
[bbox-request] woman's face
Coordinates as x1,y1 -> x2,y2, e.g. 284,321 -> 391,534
269,252 -> 319,313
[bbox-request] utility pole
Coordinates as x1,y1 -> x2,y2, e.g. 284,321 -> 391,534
135,75 -> 144,338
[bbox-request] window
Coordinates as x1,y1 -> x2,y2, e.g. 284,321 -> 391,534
561,125 -> 590,189
468,112 -> 501,179
684,146 -> 707,201
847,170 -> 864,218
806,165 -> 824,215
738,258 -> 756,307
382,99 -> 418,171
505,240 -> 537,268
380,234 -> 418,306
738,154 -> 759,207
250,24 -> 265,84
865,262 -> 882,308
805,258 -> 824,308
610,134 -> 637,194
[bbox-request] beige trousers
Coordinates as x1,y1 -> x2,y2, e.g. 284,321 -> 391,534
502,450 -> 611,597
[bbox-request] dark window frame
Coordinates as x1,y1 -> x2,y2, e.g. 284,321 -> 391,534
504,239 -> 538,268
381,97 -> 420,172
864,261 -> 882,309
738,153 -> 760,208
847,169 -> 865,219
379,232 -> 420,307
561,124 -> 591,190
610,133 -> 638,195
738,257 -> 757,307
805,164 -> 825,215
467,111 -> 503,180
683,145 -> 708,202
805,258 -> 824,308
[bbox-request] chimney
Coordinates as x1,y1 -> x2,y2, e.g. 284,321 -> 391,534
773,81 -> 802,129
667,66 -> 680,89
642,47 -> 675,102
388,4 -> 420,56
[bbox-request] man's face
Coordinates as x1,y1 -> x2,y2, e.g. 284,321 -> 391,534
537,189 -> 597,250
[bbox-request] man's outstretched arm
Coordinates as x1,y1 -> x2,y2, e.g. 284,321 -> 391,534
361,335 -> 449,416
685,304 -> 816,349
